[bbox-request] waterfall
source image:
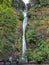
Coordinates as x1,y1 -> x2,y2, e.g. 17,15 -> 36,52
22,10 -> 27,61
22,0 -> 29,62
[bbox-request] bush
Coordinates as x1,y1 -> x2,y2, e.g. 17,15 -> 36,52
26,30 -> 39,43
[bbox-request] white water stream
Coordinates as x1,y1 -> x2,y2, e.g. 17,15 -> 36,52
22,0 -> 29,61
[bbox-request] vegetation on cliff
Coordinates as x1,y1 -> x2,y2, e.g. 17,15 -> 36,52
0,0 -> 24,60
26,0 -> 49,63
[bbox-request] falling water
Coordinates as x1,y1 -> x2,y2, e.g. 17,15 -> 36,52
22,0 -> 29,62
22,10 -> 27,61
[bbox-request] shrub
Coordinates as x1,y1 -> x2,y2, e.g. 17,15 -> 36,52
26,30 -> 39,43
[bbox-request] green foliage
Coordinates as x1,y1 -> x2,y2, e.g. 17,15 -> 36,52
32,40 -> 49,62
0,0 -> 3,4
30,0 -> 49,7
27,0 -> 49,63
26,28 -> 49,62
0,5 -> 18,60
47,28 -> 49,33
0,0 -> 25,10
3,44 -> 13,52
26,39 -> 49,62
31,0 -> 40,4
0,0 -> 24,60
12,0 -> 25,10
18,37 -> 22,57
0,6 -> 17,44
0,0 -> 12,7
26,48 -> 33,61
27,12 -> 32,19
18,12 -> 24,21
39,0 -> 49,6
3,0 -> 12,7
26,30 -> 39,43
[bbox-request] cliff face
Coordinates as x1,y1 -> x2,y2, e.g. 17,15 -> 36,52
27,7 -> 49,41
27,0 -> 49,46
25,1 -> 49,62
0,0 -> 24,60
